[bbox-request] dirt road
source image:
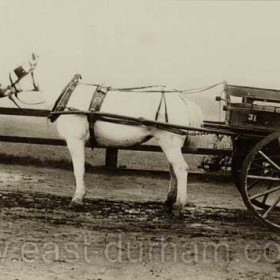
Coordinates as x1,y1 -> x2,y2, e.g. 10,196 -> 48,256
0,163 -> 280,280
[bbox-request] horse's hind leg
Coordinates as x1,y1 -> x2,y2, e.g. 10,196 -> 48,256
66,138 -> 86,206
156,133 -> 188,215
164,164 -> 177,212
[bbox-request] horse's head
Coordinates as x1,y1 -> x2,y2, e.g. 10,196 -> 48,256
10,53 -> 40,93
0,54 -> 40,105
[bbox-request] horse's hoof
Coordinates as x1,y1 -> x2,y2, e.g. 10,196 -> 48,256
163,200 -> 174,213
172,204 -> 185,219
185,201 -> 196,208
69,200 -> 83,211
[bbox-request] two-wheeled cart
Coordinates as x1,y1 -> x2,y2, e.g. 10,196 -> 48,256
206,83 -> 280,231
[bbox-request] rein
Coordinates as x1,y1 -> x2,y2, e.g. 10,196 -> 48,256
80,81 -> 224,94
8,76 -> 44,109
13,95 -> 45,106
7,92 -> 45,110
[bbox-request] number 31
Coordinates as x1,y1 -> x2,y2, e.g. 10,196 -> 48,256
248,114 -> 257,122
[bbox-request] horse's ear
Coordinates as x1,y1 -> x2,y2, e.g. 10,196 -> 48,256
31,53 -> 39,68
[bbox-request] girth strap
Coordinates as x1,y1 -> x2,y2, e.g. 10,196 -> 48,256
88,86 -> 108,148
89,86 -> 107,112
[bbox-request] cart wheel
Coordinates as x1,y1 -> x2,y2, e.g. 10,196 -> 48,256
240,131 -> 280,231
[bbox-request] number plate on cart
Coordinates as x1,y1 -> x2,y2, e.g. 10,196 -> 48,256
228,105 -> 280,131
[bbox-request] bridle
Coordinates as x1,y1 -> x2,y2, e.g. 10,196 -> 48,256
7,53 -> 43,108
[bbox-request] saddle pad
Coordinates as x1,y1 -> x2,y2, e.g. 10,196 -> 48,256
67,84 -> 98,111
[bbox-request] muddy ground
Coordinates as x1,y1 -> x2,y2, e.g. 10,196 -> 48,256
0,163 -> 280,280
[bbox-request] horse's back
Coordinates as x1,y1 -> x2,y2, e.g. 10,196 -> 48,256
93,91 -> 203,147
56,90 -> 203,148
100,91 -> 161,119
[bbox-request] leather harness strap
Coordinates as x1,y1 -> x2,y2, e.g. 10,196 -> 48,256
155,91 -> 168,123
49,74 -> 81,122
88,86 -> 108,148
89,86 -> 107,112
48,74 -> 108,149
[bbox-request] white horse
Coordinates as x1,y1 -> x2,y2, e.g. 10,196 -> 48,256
1,56 -> 203,215
55,81 -> 203,215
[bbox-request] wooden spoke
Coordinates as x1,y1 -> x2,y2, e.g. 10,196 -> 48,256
249,185 -> 280,200
262,196 -> 280,218
252,161 -> 274,170
249,164 -> 266,171
247,180 -> 259,191
247,175 -> 280,181
258,151 -> 280,172
261,182 -> 273,205
248,164 -> 278,175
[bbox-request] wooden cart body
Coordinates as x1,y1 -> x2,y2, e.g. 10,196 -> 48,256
225,84 -> 280,132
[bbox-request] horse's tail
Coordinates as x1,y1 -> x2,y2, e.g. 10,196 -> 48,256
179,94 -> 204,147
188,101 -> 204,129
177,93 -> 204,128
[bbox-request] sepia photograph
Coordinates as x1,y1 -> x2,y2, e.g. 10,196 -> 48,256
0,0 -> 280,279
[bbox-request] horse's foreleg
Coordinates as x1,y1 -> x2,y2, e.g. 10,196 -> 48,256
66,138 -> 86,206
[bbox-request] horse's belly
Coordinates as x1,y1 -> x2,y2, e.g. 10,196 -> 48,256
93,121 -> 151,147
